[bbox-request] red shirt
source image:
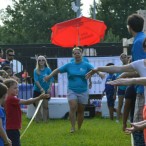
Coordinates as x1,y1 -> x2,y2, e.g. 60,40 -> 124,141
5,96 -> 22,130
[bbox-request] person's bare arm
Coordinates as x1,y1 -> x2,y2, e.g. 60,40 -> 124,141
86,64 -> 134,79
19,93 -> 50,105
118,72 -> 139,78
44,68 -> 60,82
97,64 -> 134,73
107,77 -> 146,86
0,119 -> 11,146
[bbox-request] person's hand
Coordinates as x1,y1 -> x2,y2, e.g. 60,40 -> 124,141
86,69 -> 97,79
39,93 -> 50,100
44,75 -> 51,82
125,123 -> 140,134
125,126 -> 135,134
40,88 -> 45,93
4,138 -> 12,146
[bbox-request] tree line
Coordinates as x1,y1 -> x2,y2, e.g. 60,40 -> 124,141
0,0 -> 145,44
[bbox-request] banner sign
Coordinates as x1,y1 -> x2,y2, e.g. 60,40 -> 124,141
57,56 -> 121,96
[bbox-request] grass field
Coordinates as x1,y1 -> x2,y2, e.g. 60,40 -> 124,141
20,114 -> 131,146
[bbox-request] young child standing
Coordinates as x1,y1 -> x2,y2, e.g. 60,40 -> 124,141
104,63 -> 117,120
4,79 -> 49,146
0,83 -> 11,146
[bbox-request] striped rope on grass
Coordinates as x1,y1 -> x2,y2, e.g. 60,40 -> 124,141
20,99 -> 43,139
131,133 -> 134,146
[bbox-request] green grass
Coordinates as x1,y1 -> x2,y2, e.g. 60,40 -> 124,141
20,114 -> 131,146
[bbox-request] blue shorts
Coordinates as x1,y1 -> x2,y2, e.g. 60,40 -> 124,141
106,94 -> 115,107
67,89 -> 89,105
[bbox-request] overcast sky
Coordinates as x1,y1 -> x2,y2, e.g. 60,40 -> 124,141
0,0 -> 97,16
0,0 -> 98,25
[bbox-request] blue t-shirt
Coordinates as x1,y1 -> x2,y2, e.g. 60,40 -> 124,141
132,32 -> 146,62
132,32 -> 146,93
135,85 -> 144,94
33,67 -> 54,92
59,61 -> 93,93
0,106 -> 6,146
115,73 -> 127,91
104,73 -> 116,95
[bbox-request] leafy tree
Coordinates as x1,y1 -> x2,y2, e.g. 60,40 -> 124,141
104,28 -> 120,42
90,0 -> 145,41
0,0 -> 75,44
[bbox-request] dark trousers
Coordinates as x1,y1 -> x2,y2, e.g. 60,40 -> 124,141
6,129 -> 21,146
133,131 -> 145,146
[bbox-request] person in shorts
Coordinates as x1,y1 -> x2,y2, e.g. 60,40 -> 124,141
44,47 -> 94,133
104,63 -> 117,120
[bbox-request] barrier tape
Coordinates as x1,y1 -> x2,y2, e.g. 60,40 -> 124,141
131,133 -> 134,146
20,99 -> 43,139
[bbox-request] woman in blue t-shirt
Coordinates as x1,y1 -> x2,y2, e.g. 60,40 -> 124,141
44,47 -> 94,133
33,55 -> 54,122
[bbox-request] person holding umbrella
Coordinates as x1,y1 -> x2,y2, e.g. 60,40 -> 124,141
44,47 -> 95,133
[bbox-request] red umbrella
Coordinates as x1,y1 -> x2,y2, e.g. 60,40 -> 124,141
51,16 -> 107,47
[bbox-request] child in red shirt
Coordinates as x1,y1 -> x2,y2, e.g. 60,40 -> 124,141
4,79 -> 49,146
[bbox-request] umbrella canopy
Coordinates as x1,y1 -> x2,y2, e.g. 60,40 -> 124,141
51,16 -> 107,48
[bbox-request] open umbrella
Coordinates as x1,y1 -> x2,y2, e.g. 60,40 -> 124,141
51,16 -> 107,47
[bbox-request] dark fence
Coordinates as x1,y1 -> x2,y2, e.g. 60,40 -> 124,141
0,42 -> 129,77
0,43 -> 132,99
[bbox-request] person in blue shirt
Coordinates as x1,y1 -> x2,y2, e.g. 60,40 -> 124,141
104,63 -> 117,120
44,47 -> 94,133
70,47 -> 92,89
0,83 -> 11,146
33,55 -> 54,122
86,35 -> 146,146
127,13 -> 146,145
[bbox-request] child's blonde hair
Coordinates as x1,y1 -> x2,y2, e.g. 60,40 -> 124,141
0,83 -> 7,99
0,70 -> 8,77
4,79 -> 18,88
